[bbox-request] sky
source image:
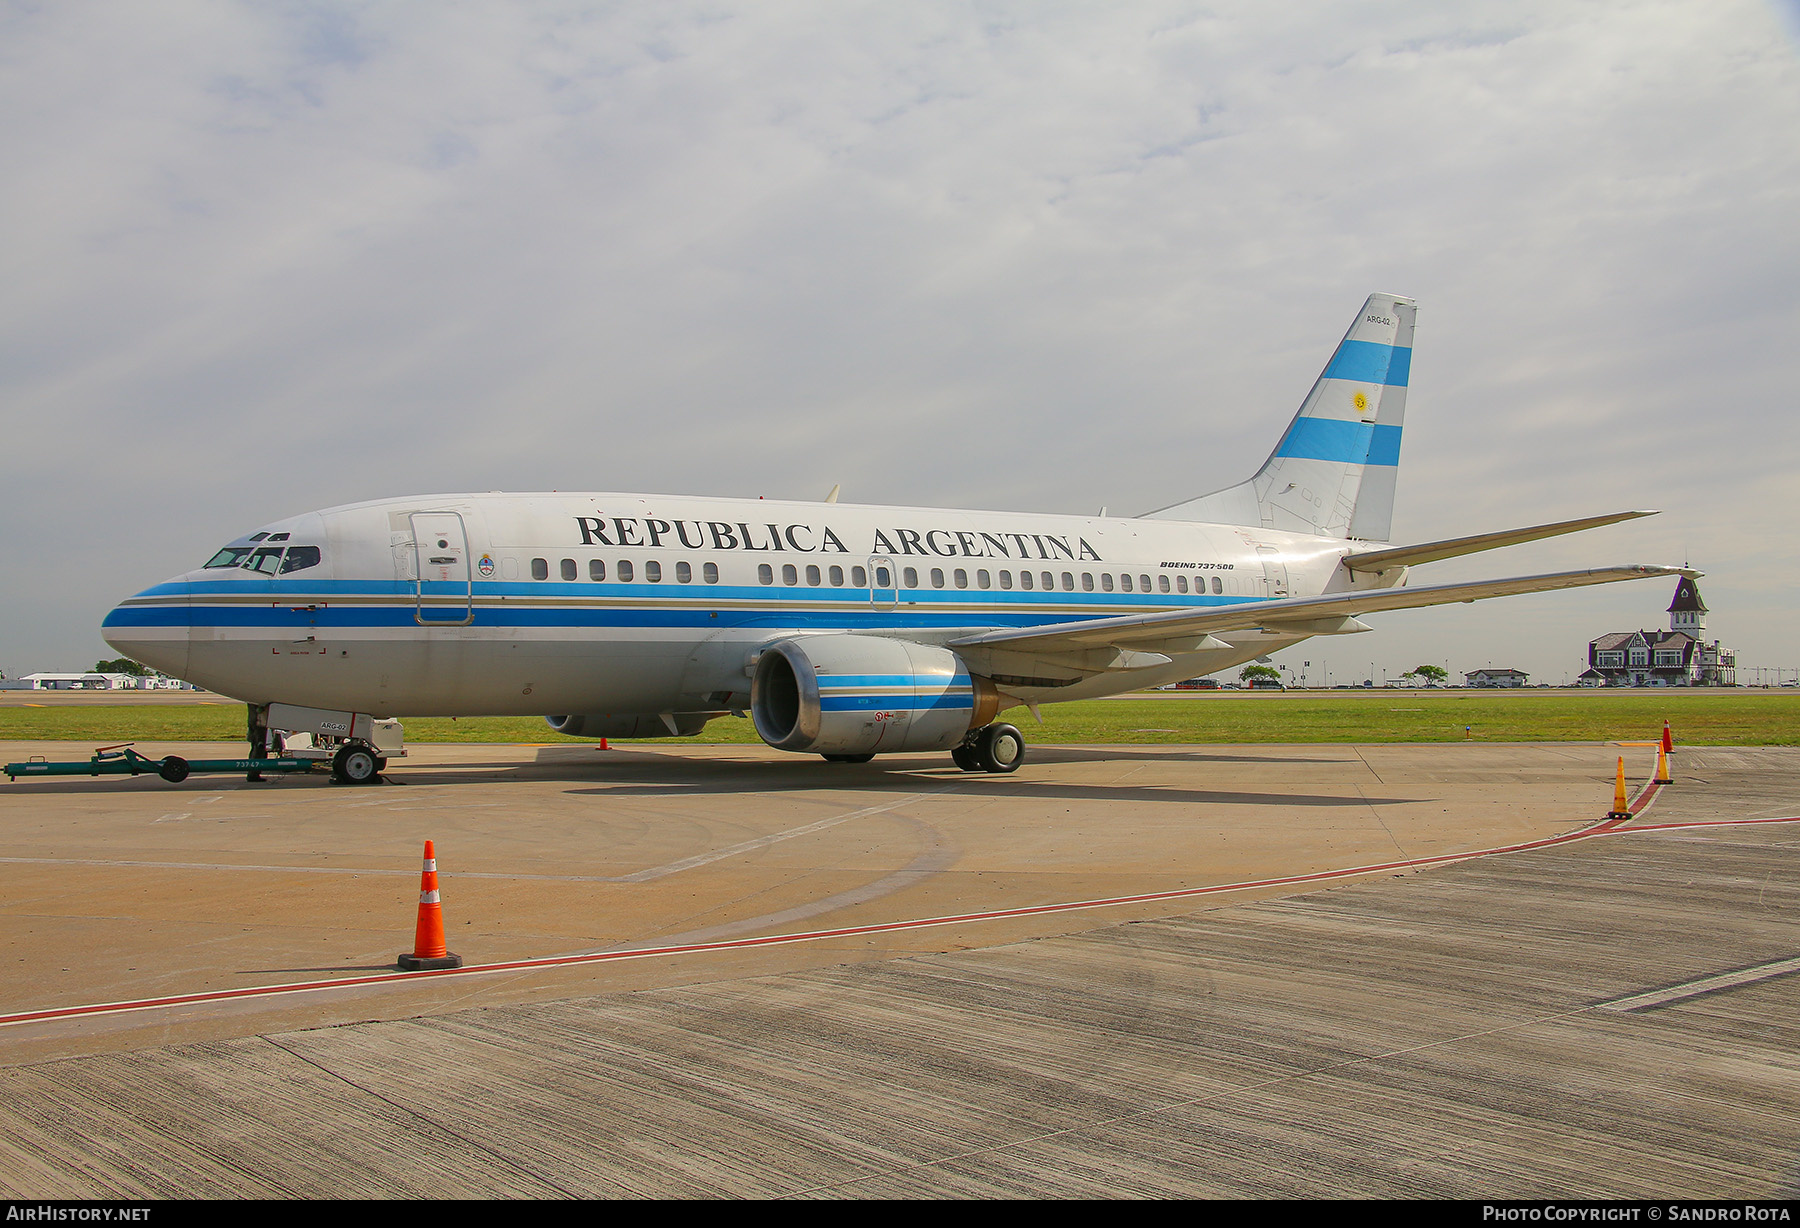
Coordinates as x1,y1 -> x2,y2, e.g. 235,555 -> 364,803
3,1 -> 1797,686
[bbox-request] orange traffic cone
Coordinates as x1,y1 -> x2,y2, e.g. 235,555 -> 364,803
1661,720 -> 1674,757
1607,756 -> 1632,819
1656,744 -> 1672,785
398,840 -> 463,971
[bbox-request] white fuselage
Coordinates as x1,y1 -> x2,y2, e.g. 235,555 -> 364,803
104,491 -> 1389,719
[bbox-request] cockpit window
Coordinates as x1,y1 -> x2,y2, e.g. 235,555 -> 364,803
278,546 -> 321,574
204,546 -> 253,569
246,547 -> 285,575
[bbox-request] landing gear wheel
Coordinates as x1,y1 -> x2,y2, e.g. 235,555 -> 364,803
332,743 -> 382,785
158,756 -> 190,783
950,743 -> 981,772
821,753 -> 875,763
974,723 -> 1025,773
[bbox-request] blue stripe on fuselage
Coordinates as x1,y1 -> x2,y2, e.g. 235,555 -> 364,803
102,595 -> 1254,634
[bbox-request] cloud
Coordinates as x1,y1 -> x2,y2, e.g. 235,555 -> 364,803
1,1 -> 1795,683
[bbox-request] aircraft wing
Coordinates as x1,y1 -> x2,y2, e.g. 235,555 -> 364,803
1341,510 -> 1658,573
948,565 -> 1695,656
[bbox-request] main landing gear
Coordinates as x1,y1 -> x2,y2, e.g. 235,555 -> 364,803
951,723 -> 1025,774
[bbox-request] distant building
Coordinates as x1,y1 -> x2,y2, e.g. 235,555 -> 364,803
0,673 -> 193,691
1465,667 -> 1530,688
1580,577 -> 1736,687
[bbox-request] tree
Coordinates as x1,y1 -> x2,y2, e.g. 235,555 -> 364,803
1401,664 -> 1449,687
93,657 -> 150,676
1240,664 -> 1282,685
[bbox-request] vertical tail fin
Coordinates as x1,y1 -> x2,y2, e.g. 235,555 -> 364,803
1145,293 -> 1415,541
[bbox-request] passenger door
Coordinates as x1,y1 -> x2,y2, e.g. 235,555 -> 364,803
411,512 -> 474,625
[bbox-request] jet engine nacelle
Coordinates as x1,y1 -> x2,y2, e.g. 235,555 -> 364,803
751,634 -> 1001,756
545,713 -> 712,738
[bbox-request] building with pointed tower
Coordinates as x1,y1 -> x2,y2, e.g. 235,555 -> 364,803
1580,576 -> 1736,686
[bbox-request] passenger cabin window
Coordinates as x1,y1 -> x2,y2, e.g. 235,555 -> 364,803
953,569 -> 968,589
1211,576 -> 1222,594
1139,574 -> 1152,591
1158,575 -> 1170,593
1117,574 -> 1130,593
617,560 -> 634,582
1081,573 -> 1094,592
1019,571 -> 1033,590
1176,576 -> 1189,594
560,558 -> 577,581
902,567 -> 917,588
645,560 -> 662,582
703,562 -> 719,584
851,566 -> 867,587
805,565 -> 821,586
1101,574 -> 1115,592
589,560 -> 606,581
676,561 -> 692,583
831,565 -> 846,586
931,568 -> 945,589
782,564 -> 798,585
977,570 -> 991,590
999,570 -> 1012,590
758,564 -> 774,585
531,558 -> 549,580
875,566 -> 891,587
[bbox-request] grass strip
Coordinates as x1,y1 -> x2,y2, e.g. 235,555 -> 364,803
1,693 -> 1794,746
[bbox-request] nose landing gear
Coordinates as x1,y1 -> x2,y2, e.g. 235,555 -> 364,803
952,723 -> 1025,773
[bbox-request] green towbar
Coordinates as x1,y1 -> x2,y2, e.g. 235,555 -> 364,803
4,743 -> 319,783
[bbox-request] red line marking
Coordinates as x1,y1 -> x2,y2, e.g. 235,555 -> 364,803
3,772 -> 1788,1031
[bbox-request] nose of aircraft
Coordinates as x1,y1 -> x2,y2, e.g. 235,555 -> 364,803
101,574 -> 193,680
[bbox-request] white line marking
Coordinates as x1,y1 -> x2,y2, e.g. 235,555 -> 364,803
615,784 -> 963,883
1598,955 -> 1800,1011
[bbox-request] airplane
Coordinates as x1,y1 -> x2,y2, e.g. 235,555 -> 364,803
102,293 -> 1687,784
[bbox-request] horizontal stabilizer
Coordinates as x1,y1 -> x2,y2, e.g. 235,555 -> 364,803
1342,511 -> 1658,573
950,565 -> 1695,656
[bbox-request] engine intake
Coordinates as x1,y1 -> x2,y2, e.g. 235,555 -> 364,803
751,635 -> 1000,756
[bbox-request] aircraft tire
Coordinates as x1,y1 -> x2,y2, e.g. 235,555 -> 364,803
821,753 -> 875,764
332,744 -> 382,786
158,756 -> 190,783
950,743 -> 981,772
974,724 -> 1025,774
